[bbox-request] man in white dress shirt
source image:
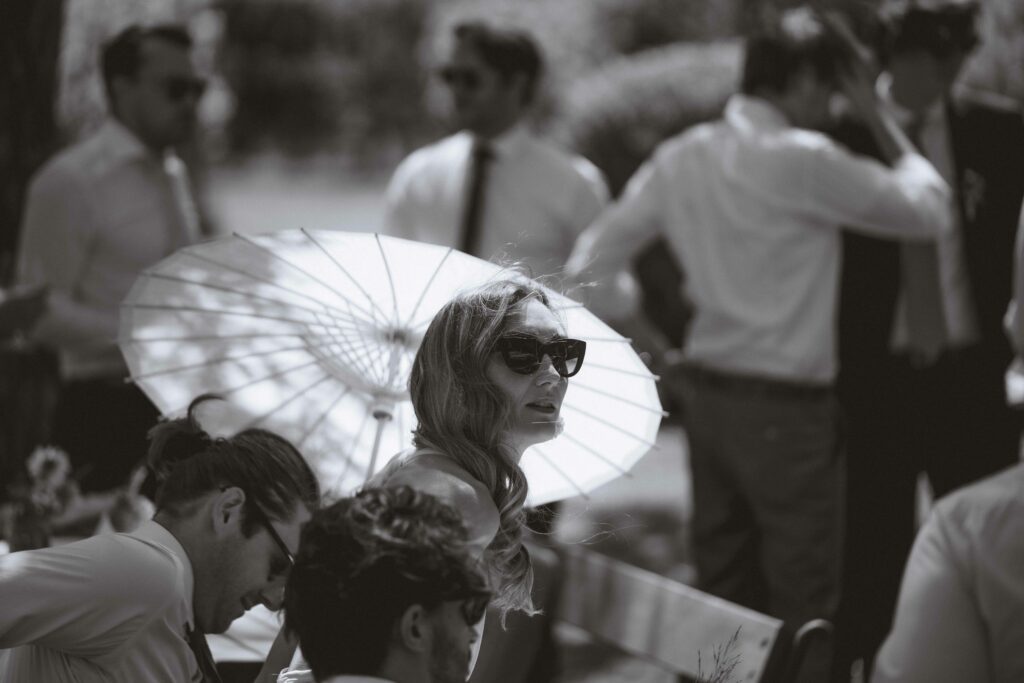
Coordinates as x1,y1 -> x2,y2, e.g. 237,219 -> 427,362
567,8 -> 953,680
871,463 -> 1024,683
281,486 -> 490,683
16,24 -> 206,493
382,20 -> 609,283
0,397 -> 320,683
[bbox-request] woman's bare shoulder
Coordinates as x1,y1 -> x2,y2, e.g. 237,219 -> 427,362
383,452 -> 500,548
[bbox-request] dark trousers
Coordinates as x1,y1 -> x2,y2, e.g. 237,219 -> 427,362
53,377 -> 160,493
833,346 -> 1020,681
677,366 -> 844,682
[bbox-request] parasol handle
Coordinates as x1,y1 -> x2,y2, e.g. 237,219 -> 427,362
365,402 -> 394,480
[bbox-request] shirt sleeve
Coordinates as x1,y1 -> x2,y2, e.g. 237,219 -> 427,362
566,156 -> 668,285
0,540 -> 179,660
16,164 -> 120,349
871,507 -> 991,683
797,142 -> 953,241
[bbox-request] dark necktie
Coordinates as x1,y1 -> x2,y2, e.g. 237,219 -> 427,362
185,624 -> 223,683
458,140 -> 494,257
900,114 -> 948,360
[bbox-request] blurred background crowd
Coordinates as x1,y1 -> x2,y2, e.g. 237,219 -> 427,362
3,1 -> 1024,682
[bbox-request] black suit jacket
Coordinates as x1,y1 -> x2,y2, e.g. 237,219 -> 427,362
834,89 -> 1024,405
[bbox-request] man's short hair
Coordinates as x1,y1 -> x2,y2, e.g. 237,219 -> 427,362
453,21 -> 544,104
880,1 -> 979,61
146,395 -> 320,534
741,7 -> 848,96
100,23 -> 192,105
284,486 -> 491,681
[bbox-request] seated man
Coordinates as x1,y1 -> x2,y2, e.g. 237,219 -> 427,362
0,395 -> 320,682
281,486 -> 491,683
872,463 -> 1024,683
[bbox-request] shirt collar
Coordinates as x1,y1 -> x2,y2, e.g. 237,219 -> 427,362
724,94 -> 791,133
321,677 -> 396,683
130,519 -> 196,629
96,117 -> 160,165
469,124 -> 528,160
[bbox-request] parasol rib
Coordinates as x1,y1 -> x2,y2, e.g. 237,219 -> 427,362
188,244 -> 378,326
144,269 -> 372,329
296,384 -> 353,448
560,432 -> 636,476
374,234 -> 401,328
330,409 -> 373,494
162,356 -> 323,416
241,371 -> 335,431
127,344 -> 313,381
530,446 -> 590,500
234,231 -> 387,327
562,403 -> 660,449
299,229 -> 392,325
320,327 -> 390,387
584,362 -> 660,380
406,246 -> 456,325
568,381 -> 669,416
123,302 -> 325,327
120,332 -> 304,343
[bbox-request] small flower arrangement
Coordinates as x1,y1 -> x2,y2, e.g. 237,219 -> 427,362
3,446 -> 78,551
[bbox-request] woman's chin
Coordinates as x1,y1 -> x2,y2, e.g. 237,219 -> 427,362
519,416 -> 564,449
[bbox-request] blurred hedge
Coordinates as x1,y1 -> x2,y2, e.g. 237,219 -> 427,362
218,0 -> 434,165
557,41 -> 741,196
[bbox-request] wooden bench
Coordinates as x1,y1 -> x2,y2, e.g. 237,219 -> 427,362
553,543 -> 831,682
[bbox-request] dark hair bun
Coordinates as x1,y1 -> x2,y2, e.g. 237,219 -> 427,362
145,394 -> 220,481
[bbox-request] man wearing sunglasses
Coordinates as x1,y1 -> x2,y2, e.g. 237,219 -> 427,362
381,21 -> 625,299
0,394 -> 320,682
15,23 -> 206,497
831,1 -> 1024,678
279,486 -> 491,683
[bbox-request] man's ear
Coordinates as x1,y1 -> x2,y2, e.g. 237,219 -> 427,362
211,486 -> 246,535
397,604 -> 432,654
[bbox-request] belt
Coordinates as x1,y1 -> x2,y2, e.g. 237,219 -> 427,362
680,363 -> 833,401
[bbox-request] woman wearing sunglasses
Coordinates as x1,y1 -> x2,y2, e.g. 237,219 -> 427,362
372,278 -> 585,614
268,278 -> 585,682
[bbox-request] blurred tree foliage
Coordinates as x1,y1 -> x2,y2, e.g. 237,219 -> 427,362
555,41 -> 741,196
218,0 -> 433,166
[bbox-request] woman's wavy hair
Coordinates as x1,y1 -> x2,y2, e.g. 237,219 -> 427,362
409,278 -> 557,617
146,394 -> 321,534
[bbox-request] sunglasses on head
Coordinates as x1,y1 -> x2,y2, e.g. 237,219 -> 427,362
162,76 -> 207,102
439,66 -> 483,91
494,334 -> 586,378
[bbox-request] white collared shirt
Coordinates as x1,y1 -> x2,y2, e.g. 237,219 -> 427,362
873,464 -> 1024,683
321,676 -> 395,683
876,73 -> 981,350
382,126 -> 609,282
568,94 -> 952,383
16,118 -> 199,380
0,521 -> 199,682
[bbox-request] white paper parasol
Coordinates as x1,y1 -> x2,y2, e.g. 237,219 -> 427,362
119,230 -> 663,505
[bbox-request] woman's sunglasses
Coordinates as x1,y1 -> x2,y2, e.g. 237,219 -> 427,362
494,334 -> 586,378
